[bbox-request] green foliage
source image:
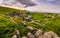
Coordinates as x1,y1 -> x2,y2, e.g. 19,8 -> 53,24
0,16 -> 17,38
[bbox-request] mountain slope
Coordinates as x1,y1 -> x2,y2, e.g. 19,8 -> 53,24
0,6 -> 60,38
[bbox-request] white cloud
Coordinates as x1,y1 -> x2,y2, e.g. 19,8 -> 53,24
0,0 -> 25,7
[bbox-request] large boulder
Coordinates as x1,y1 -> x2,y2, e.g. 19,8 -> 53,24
22,36 -> 28,38
38,34 -> 51,38
46,31 -> 60,38
27,32 -> 35,38
34,30 -> 43,38
12,34 -> 17,38
22,15 -> 32,22
15,28 -> 20,38
38,31 -> 60,38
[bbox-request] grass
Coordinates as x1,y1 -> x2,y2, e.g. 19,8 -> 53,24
0,6 -> 60,38
30,13 -> 60,36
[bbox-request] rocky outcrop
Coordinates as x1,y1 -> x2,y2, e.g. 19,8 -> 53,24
45,31 -> 60,38
12,30 -> 60,38
38,31 -> 60,38
11,26 -> 60,38
11,25 -> 60,38
23,26 -> 60,38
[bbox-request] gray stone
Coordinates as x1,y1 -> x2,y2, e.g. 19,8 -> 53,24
35,30 -> 43,38
12,34 -> 17,38
22,36 -> 28,38
15,28 -> 20,38
38,31 -> 60,38
27,32 -> 35,38
22,15 -> 32,22
27,26 -> 38,31
22,22 -> 27,27
47,31 -> 60,38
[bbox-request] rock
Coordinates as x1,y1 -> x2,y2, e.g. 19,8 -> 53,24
35,20 -> 41,23
38,32 -> 51,38
22,15 -> 32,22
12,34 -> 17,38
15,28 -> 20,35
25,11 -> 31,15
38,34 -> 51,38
26,16 -> 32,21
27,32 -> 35,38
22,22 -> 27,27
9,12 -> 15,16
58,14 -> 60,16
27,26 -> 34,30
15,28 -> 20,38
52,16 -> 55,19
9,11 -> 20,16
15,12 -> 21,16
44,19 -> 48,21
22,36 -> 28,38
38,31 -> 60,38
6,15 -> 10,18
34,30 -> 43,38
22,14 -> 27,20
47,31 -> 60,38
48,15 -> 52,17
45,14 -> 52,18
27,26 -> 38,31
10,17 -> 13,20
14,15 -> 19,18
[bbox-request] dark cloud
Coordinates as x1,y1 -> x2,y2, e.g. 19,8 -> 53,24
0,0 -> 36,7
16,0 -> 36,7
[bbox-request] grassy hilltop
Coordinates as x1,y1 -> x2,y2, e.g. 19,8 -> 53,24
0,6 -> 60,38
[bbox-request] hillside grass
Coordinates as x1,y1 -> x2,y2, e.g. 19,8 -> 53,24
0,6 -> 60,38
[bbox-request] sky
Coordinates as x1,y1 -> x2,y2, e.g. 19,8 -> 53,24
25,0 -> 60,13
24,0 -> 60,13
0,0 -> 60,13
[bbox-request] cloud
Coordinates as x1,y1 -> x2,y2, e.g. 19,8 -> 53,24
46,0 -> 56,2
46,0 -> 60,5
16,0 -> 36,7
25,4 -> 60,13
36,0 -> 60,5
0,0 -> 25,7
0,0 -> 36,7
